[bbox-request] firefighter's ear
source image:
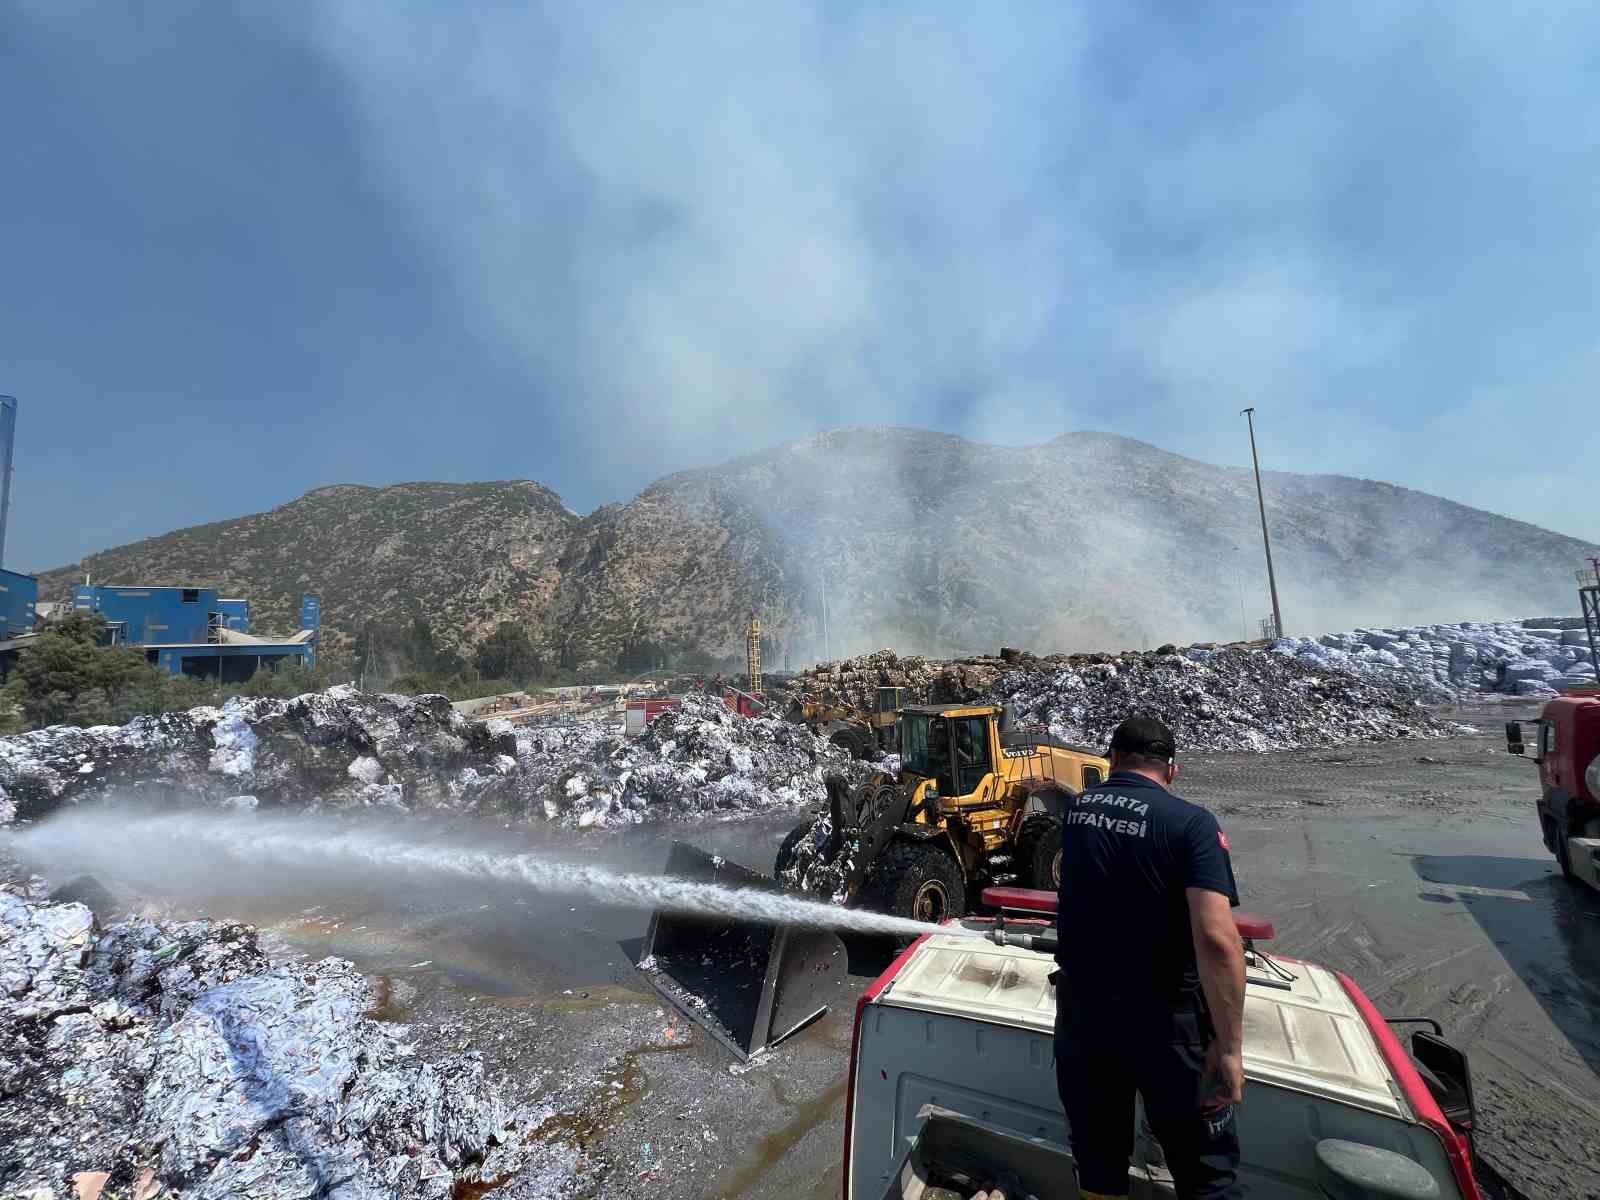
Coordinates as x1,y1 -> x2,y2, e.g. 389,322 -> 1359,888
1167,761 -> 1180,786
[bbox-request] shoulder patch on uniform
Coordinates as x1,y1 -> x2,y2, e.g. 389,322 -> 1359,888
1218,830 -> 1231,851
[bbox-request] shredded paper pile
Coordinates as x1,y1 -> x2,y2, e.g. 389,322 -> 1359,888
0,887 -> 577,1200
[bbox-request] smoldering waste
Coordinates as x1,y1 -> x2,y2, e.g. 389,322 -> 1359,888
508,692 -> 873,827
0,629 -> 1489,836
993,649 -> 1458,753
0,886 -> 578,1200
0,686 -> 866,831
775,647 -> 1459,901
0,687 -> 511,828
786,646 -> 1458,753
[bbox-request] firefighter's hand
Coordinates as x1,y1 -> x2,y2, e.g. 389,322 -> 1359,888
1202,1043 -> 1245,1110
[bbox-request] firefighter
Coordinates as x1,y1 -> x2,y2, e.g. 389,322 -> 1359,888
1053,716 -> 1246,1200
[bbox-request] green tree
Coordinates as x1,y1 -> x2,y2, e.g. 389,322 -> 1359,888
615,638 -> 670,675
3,613 -> 154,728
475,622 -> 542,682
408,614 -> 439,674
240,659 -> 335,699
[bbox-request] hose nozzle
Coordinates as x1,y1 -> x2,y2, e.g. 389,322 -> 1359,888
986,926 -> 1058,955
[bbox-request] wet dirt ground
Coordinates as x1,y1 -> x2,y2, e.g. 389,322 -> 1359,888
21,700 -> 1599,1199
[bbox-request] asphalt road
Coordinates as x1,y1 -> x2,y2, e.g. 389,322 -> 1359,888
31,702 -> 1597,1199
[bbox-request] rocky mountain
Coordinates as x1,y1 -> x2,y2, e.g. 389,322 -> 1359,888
37,481 -> 574,655
37,428 -> 1598,668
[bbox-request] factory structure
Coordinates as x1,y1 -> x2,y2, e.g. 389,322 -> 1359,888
0,394 -> 319,681
0,569 -> 37,641
69,585 -> 320,680
0,396 -> 37,649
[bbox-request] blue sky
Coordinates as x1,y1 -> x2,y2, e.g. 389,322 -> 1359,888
4,1 -> 1597,573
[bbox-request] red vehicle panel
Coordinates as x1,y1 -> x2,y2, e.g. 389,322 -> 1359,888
1539,696 -> 1600,808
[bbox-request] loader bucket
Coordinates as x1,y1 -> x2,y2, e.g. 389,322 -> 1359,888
637,841 -> 848,1060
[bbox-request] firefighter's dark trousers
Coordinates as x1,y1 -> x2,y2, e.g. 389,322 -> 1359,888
1055,1001 -> 1242,1199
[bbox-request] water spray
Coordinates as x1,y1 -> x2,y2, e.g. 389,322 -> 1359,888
5,811 -> 972,943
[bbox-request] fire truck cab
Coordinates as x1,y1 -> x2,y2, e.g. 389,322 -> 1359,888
1507,693 -> 1600,891
845,894 -> 1483,1199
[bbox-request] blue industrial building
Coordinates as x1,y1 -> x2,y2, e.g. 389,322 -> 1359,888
71,584 -> 320,681
0,569 -> 37,639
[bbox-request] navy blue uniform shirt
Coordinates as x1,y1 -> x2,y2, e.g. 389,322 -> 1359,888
1055,770 -> 1239,1015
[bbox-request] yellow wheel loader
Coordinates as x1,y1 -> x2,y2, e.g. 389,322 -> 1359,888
636,703 -> 1110,1059
785,685 -> 906,759
776,704 -> 1111,921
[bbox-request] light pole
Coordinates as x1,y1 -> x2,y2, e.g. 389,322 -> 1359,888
1241,407 -> 1285,640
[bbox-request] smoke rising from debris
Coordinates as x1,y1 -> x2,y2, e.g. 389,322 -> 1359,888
299,3 -> 1600,659
304,2 -> 1600,529
7,3 -> 1600,587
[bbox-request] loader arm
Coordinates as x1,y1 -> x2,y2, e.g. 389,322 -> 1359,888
829,775 -> 916,902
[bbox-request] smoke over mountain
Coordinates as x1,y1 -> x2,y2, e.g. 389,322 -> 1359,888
38,428 -> 1596,667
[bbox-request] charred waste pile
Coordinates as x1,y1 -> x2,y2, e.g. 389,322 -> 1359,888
784,645 -> 1458,753
992,649 -> 1456,752
0,885 -> 579,1200
509,692 -> 871,828
0,686 -> 514,828
0,686 -> 864,832
0,647 -> 1464,839
0,642 -> 1502,1198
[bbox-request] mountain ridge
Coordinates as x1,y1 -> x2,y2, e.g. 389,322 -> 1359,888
35,428 -> 1597,668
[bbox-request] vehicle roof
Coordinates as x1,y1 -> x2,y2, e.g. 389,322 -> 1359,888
898,703 -> 1000,716
874,931 -> 1407,1120
1547,692 -> 1600,713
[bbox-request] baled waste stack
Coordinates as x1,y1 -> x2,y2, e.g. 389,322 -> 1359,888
1275,617 -> 1598,699
0,887 -> 565,1200
779,647 -> 1036,712
508,691 -> 870,828
996,648 -> 1457,753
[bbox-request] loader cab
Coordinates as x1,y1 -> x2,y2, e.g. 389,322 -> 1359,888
951,713 -> 994,794
900,709 -> 953,795
872,686 -> 906,750
898,705 -> 1004,799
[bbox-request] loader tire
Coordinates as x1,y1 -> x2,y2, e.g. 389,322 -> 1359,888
829,725 -> 875,761
774,822 -> 813,881
1016,815 -> 1063,891
864,841 -> 966,925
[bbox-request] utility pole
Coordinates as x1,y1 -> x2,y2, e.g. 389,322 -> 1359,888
1241,407 -> 1285,639
1234,548 -> 1249,644
821,580 -> 831,663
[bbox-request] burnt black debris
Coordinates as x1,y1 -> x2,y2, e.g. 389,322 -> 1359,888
0,685 -> 514,826
0,688 -> 867,833
0,644 -> 1461,840
995,649 -> 1457,753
